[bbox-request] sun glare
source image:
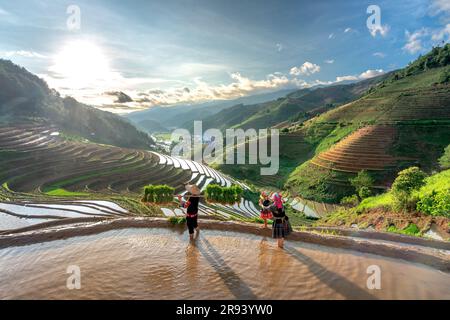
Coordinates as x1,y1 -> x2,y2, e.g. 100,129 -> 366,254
50,40 -> 112,88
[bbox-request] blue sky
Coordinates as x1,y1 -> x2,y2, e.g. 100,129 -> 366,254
0,0 -> 449,112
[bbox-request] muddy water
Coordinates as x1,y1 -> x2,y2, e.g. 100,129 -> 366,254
0,228 -> 449,300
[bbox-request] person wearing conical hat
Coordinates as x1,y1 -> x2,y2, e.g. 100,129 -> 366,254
178,184 -> 201,240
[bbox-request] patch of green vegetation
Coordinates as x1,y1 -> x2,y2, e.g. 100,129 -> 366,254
387,223 -> 421,236
390,124 -> 450,172
285,161 -> 355,203
153,132 -> 173,141
358,192 -> 393,211
417,168 -> 450,194
415,169 -> 450,217
356,168 -> 450,217
319,208 -> 359,227
168,216 -> 186,225
2,182 -> 10,191
439,144 -> 450,169
44,187 -> 89,197
284,204 -> 319,227
314,123 -> 358,155
59,132 -> 89,143
246,217 -> 274,225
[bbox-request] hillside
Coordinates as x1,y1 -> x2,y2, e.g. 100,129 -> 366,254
197,74 -> 390,132
285,45 -> 450,203
213,45 -> 450,203
0,60 -> 154,149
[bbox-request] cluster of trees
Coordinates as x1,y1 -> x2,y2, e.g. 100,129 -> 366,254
142,185 -> 175,204
392,167 -> 449,217
340,170 -> 375,206
401,44 -> 450,78
205,184 -> 244,205
378,44 -> 450,87
391,167 -> 427,211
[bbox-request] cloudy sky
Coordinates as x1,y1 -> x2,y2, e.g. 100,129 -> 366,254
0,0 -> 449,113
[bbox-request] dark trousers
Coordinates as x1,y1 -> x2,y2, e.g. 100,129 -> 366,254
186,215 -> 198,234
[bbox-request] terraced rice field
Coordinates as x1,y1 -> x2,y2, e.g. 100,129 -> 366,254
0,124 -> 259,220
0,200 -> 130,232
311,125 -> 414,173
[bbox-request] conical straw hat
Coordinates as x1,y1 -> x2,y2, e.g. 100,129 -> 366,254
185,184 -> 201,195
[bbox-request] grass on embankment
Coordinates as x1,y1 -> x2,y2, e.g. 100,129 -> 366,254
316,169 -> 450,239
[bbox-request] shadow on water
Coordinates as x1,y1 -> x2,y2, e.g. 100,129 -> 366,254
197,237 -> 258,299
284,245 -> 377,300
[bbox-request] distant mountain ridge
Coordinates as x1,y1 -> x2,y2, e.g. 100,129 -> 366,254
195,73 -> 391,132
125,88 -> 296,132
0,59 -> 154,149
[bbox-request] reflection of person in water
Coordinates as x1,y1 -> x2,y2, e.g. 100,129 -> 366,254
178,184 -> 200,241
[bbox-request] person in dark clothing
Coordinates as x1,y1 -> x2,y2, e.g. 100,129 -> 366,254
264,199 -> 292,248
178,184 -> 201,240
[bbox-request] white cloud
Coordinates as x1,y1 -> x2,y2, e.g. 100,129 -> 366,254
429,0 -> 450,18
2,50 -> 46,59
276,43 -> 283,52
289,62 -> 321,76
344,27 -> 352,33
431,23 -> 450,41
336,75 -> 358,82
45,70 -> 293,111
324,59 -> 334,64
403,29 -> 428,54
328,33 -> 335,39
336,69 -> 385,82
373,52 -> 386,58
359,69 -> 385,79
369,24 -> 390,37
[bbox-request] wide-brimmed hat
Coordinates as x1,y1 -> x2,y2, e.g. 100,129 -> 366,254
185,184 -> 201,195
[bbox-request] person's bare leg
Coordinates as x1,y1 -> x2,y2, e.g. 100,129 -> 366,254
264,219 -> 267,228
278,238 -> 284,248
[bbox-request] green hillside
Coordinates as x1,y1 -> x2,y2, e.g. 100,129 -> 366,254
213,45 -> 450,204
0,59 -> 154,149
285,45 -> 450,203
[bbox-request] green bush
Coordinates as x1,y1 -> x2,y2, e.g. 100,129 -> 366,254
358,186 -> 372,199
391,167 -> 427,212
417,189 -> 450,217
143,184 -> 174,203
340,194 -> 360,206
205,184 -> 243,205
439,145 -> 450,169
350,170 -> 374,199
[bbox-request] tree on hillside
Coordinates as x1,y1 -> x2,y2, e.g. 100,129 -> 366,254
439,68 -> 450,84
350,170 -> 374,200
439,145 -> 450,169
391,167 -> 428,211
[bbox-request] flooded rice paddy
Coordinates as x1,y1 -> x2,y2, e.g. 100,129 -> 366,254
0,228 -> 449,300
